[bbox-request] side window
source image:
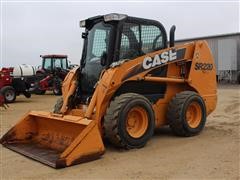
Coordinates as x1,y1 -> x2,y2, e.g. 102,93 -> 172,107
119,23 -> 164,61
62,58 -> 67,69
43,58 -> 52,70
92,29 -> 108,57
119,23 -> 140,60
119,34 -> 130,58
141,25 -> 163,54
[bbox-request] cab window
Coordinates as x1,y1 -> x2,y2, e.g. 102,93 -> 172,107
92,29 -> 108,57
119,23 -> 164,60
43,58 -> 52,70
141,25 -> 163,53
54,58 -> 62,68
119,23 -> 140,60
86,22 -> 111,63
62,59 -> 67,69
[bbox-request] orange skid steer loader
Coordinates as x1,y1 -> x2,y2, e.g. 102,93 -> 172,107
0,14 -> 217,168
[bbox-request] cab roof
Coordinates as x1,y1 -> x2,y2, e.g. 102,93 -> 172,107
40,54 -> 68,58
80,13 -> 162,29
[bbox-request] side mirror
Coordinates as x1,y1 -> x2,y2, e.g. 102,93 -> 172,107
169,25 -> 176,47
100,52 -> 107,66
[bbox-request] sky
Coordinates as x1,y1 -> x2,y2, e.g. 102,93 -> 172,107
0,1 -> 239,67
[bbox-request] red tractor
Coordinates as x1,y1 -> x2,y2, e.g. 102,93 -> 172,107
35,55 -> 69,95
0,66 -> 32,104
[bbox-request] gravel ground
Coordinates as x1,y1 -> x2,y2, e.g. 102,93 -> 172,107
0,85 -> 239,179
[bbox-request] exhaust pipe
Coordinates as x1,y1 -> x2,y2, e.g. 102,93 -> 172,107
170,25 -> 176,47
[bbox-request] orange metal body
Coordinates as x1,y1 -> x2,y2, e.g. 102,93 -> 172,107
0,40 -> 217,168
73,40 -> 217,130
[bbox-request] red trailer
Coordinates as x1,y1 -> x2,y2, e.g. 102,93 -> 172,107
0,66 -> 32,103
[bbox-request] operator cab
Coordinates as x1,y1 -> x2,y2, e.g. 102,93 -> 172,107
79,13 -> 169,101
41,55 -> 69,72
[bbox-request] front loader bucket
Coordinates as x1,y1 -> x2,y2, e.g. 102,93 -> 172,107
0,111 -> 105,168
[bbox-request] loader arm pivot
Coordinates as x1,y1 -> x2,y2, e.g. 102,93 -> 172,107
60,67 -> 79,113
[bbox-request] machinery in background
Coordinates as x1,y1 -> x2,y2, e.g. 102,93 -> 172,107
0,65 -> 34,103
34,55 -> 69,95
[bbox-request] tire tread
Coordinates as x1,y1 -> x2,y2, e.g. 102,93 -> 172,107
104,93 -> 153,149
167,91 -> 205,137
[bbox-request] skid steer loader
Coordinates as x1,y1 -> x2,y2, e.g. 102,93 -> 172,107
0,13 -> 217,168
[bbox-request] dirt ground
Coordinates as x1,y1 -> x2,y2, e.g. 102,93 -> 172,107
0,85 -> 239,179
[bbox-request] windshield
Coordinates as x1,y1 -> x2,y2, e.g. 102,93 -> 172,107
84,22 -> 112,64
43,58 -> 68,70
53,58 -> 67,69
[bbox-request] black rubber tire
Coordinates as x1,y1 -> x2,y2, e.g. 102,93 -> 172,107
167,91 -> 206,137
53,97 -> 63,113
35,87 -> 46,95
23,91 -> 31,98
0,86 -> 16,103
53,79 -> 62,96
104,93 -> 155,149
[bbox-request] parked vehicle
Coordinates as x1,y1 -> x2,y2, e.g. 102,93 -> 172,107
34,54 -> 69,95
0,65 -> 34,103
0,14 -> 217,168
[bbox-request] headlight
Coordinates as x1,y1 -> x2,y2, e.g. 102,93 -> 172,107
104,13 -> 127,22
79,20 -> 86,27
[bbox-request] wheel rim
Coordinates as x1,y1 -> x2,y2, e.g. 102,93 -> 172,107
126,106 -> 148,138
5,90 -> 15,101
186,102 -> 202,128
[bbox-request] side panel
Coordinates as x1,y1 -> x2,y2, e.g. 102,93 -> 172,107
85,41 -> 216,130
91,43 -> 196,129
153,44 -> 195,128
188,41 -> 217,115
